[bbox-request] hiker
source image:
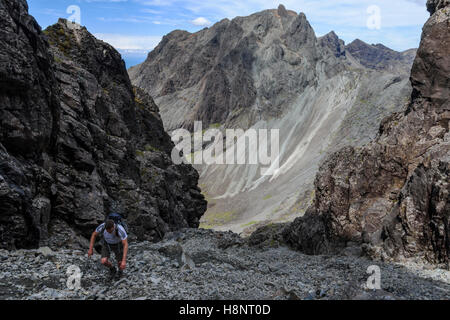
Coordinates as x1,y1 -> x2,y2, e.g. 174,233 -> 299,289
88,218 -> 129,277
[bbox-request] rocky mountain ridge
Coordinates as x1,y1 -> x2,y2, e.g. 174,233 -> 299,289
0,0 -> 448,301
129,4 -> 416,233
345,39 -> 416,73
0,0 -> 206,250
129,4 -> 415,132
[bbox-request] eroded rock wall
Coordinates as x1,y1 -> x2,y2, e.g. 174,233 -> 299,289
284,1 -> 450,265
0,0 -> 206,250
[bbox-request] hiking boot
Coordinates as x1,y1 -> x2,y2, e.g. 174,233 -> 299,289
109,266 -> 117,276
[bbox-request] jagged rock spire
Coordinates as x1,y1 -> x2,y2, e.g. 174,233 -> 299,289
426,0 -> 450,15
277,4 -> 288,17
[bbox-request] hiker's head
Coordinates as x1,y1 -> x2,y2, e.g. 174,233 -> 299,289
105,219 -> 115,233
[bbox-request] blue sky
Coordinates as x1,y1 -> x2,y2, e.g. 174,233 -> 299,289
28,0 -> 429,68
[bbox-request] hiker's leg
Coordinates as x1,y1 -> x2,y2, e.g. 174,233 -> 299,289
100,242 -> 113,268
115,245 -> 124,277
113,245 -> 122,267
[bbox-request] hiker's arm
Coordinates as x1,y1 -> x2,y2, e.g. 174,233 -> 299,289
88,232 -> 99,256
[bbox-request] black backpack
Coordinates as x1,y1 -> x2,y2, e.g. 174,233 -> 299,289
100,213 -> 129,237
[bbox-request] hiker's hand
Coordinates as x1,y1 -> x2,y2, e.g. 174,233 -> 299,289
88,248 -> 94,257
119,261 -> 126,270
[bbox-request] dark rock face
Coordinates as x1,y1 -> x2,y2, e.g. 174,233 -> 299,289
0,0 -> 206,250
0,0 -> 59,158
284,2 -> 450,266
246,223 -> 286,249
318,31 -> 346,58
345,39 -> 415,73
0,0 -> 61,248
427,0 -> 450,14
411,2 -> 450,106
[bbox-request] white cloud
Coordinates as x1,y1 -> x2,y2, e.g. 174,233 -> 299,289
94,0 -> 430,51
136,0 -> 428,28
94,33 -> 162,50
191,17 -> 211,26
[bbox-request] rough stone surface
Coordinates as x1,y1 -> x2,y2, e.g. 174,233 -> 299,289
0,0 -> 206,250
0,229 -> 448,300
283,3 -> 450,266
318,31 -> 346,58
427,0 -> 450,14
411,2 -> 450,106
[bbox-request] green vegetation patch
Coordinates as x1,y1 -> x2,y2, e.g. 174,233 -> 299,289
145,145 -> 160,152
200,210 -> 238,227
44,24 -> 76,57
135,150 -> 145,157
241,221 -> 258,228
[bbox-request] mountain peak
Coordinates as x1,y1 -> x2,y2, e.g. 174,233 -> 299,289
274,4 -> 298,18
327,30 -> 338,37
44,18 -> 130,89
345,39 -> 414,72
321,31 -> 340,42
318,31 -> 346,58
277,4 -> 288,16
348,38 -> 367,46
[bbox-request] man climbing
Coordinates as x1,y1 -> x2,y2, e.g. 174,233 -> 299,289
88,219 -> 129,278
